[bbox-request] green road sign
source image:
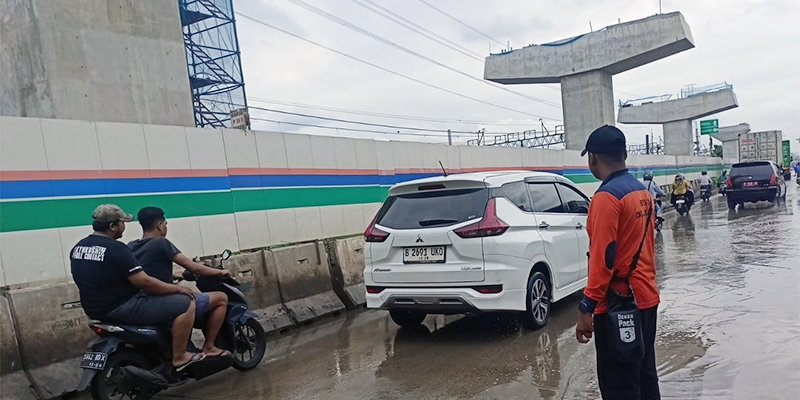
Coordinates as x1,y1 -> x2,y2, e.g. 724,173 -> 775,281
782,140 -> 791,167
700,119 -> 719,135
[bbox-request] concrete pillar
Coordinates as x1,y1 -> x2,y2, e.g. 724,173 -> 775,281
561,70 -> 616,150
722,140 -> 739,162
663,120 -> 693,156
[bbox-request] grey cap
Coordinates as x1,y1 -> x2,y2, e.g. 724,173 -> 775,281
92,204 -> 133,223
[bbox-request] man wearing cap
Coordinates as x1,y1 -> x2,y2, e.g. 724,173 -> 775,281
575,126 -> 661,399
70,204 -> 206,370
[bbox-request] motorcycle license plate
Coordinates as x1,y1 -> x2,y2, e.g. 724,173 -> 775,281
80,352 -> 108,370
676,200 -> 685,204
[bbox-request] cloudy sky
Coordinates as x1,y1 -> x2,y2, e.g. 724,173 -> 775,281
233,0 -> 799,152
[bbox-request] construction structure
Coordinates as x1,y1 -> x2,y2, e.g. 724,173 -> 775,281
484,12 -> 695,151
179,0 -> 248,128
0,0 -> 194,126
618,82 -> 739,155
713,123 -> 751,162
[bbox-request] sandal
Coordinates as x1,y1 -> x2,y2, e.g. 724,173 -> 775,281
205,349 -> 231,358
175,352 -> 206,372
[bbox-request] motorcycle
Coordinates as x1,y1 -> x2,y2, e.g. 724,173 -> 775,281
674,195 -> 689,216
796,175 -> 800,186
77,249 -> 267,400
655,199 -> 664,232
719,180 -> 727,196
700,185 -> 711,202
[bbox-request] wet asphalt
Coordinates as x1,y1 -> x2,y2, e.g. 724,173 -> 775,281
157,183 -> 800,400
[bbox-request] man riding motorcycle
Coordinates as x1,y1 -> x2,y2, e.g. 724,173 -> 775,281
699,171 -> 713,199
643,171 -> 665,223
671,173 -> 694,211
70,205 -> 206,371
128,207 -> 233,358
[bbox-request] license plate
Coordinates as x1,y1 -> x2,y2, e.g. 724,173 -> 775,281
80,352 -> 108,370
676,200 -> 685,204
743,181 -> 758,187
403,246 -> 445,264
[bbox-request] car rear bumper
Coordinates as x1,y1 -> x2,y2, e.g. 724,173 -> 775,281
727,187 -> 777,202
366,287 -> 527,313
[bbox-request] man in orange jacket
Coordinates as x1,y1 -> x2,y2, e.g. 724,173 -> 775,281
575,125 -> 661,399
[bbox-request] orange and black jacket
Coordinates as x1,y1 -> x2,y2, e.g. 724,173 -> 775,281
579,169 -> 660,315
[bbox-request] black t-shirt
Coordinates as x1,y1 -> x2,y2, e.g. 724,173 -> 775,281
127,237 -> 181,284
70,235 -> 143,320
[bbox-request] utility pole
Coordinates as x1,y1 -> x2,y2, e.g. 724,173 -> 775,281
645,134 -> 650,155
447,129 -> 452,145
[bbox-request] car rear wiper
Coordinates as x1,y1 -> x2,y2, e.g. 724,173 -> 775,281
418,218 -> 459,226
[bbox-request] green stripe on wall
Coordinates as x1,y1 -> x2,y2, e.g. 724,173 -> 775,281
0,186 -> 389,233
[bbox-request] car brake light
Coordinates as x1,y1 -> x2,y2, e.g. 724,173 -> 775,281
454,198 -> 509,239
726,177 -> 732,186
366,286 -> 384,294
472,285 -> 503,294
364,213 -> 389,242
769,174 -> 777,186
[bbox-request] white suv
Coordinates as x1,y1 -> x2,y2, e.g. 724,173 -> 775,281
363,171 -> 590,328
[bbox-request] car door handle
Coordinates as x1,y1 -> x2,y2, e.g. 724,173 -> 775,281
538,222 -> 550,230
575,223 -> 584,230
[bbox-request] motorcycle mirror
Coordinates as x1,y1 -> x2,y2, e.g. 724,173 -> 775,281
221,249 -> 232,260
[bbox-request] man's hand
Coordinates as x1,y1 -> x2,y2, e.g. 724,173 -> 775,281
176,285 -> 195,300
576,312 -> 594,344
216,268 -> 231,278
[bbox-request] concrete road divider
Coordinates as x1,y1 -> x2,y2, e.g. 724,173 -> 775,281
0,294 -> 37,400
222,250 -> 294,332
326,237 -> 366,309
267,242 -> 345,323
6,282 -> 92,398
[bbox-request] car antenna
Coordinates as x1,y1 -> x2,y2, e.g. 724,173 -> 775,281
439,160 -> 449,177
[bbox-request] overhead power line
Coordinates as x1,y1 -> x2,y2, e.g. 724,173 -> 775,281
240,95 -> 547,126
350,0 -> 484,62
249,117 -> 476,139
416,0 -> 506,47
235,12 -> 559,120
284,0 -> 562,110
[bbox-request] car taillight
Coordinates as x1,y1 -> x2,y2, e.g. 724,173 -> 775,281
366,286 -> 385,294
364,213 -> 389,242
454,198 -> 509,239
769,174 -> 777,186
726,177 -> 732,186
472,285 -> 503,294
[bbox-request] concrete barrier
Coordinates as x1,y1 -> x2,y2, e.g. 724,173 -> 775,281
267,242 -> 345,323
6,282 -> 92,398
0,294 -> 37,400
326,237 -> 366,308
222,250 -> 294,332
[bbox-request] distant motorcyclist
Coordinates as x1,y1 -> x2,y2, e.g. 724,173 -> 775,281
643,171 -> 665,221
794,163 -> 800,176
699,171 -> 713,198
719,170 -> 728,186
671,174 -> 694,210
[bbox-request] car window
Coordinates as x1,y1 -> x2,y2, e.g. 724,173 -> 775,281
731,163 -> 773,177
494,181 -> 532,212
557,184 -> 590,214
527,183 -> 565,213
376,188 -> 489,229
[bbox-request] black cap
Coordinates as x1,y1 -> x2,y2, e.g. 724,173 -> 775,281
580,125 -> 627,157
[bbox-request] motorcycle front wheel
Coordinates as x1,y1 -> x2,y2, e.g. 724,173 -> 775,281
231,318 -> 266,371
90,351 -> 151,400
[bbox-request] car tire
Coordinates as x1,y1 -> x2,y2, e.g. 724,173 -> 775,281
389,310 -> 427,327
523,271 -> 551,330
727,198 -> 737,211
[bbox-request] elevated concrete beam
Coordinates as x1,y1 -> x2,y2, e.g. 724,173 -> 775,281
713,123 -> 750,163
618,89 -> 739,124
484,12 -> 694,84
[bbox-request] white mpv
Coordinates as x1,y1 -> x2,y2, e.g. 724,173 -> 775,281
363,171 -> 590,328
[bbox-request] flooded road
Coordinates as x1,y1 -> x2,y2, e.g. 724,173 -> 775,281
160,185 -> 800,400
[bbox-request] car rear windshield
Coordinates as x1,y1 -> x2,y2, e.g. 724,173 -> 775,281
376,188 -> 489,230
731,163 -> 773,177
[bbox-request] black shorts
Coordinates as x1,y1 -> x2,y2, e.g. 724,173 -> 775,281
106,292 -> 192,325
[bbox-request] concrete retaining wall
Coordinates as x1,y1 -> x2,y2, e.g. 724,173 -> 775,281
327,237 -> 367,308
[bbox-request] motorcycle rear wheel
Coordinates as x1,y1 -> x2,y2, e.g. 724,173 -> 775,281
231,318 -> 266,371
90,351 -> 151,400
